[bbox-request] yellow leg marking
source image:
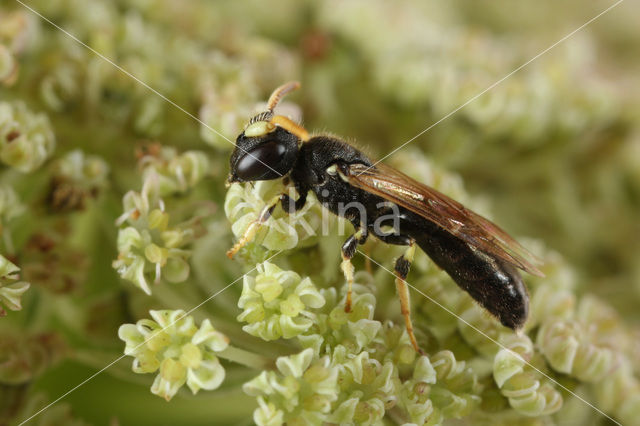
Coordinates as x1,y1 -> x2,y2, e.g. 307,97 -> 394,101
395,244 -> 423,354
226,195 -> 279,259
396,276 -> 422,354
364,243 -> 373,275
404,243 -> 416,263
340,228 -> 365,313
226,221 -> 261,258
341,255 -> 355,313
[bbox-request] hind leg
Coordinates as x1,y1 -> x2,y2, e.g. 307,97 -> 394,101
394,242 -> 422,354
372,233 -> 422,352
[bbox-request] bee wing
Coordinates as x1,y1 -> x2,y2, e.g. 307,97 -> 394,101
345,162 -> 544,277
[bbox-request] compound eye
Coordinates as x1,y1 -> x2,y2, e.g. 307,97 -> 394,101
235,141 -> 287,181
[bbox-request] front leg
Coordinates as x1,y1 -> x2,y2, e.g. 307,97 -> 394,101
226,194 -> 279,259
226,189 -> 308,259
341,227 -> 368,313
280,190 -> 307,214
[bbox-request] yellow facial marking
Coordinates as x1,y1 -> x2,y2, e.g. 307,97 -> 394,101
245,121 -> 275,137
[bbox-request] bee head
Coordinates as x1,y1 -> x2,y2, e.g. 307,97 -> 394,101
228,82 -> 309,183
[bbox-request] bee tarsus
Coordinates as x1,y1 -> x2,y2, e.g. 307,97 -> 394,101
340,227 -> 368,313
393,242 -> 422,354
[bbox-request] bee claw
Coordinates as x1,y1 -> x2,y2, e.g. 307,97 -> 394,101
226,246 -> 239,259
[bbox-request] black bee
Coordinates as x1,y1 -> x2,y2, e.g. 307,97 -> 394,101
227,82 -> 543,352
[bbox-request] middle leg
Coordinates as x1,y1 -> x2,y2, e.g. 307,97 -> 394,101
341,227 -> 367,313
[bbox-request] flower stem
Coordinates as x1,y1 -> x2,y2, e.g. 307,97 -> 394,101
217,345 -> 273,370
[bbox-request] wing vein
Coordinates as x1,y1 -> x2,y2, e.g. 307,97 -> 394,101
345,162 -> 544,276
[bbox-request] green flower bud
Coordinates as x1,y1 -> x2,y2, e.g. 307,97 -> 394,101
47,150 -> 109,212
299,273 -> 382,357
144,243 -> 168,265
244,348 -> 338,426
537,318 -> 616,382
225,181 -> 324,252
328,347 -> 397,425
0,101 -> 55,172
55,149 -> 109,188
413,355 -> 437,385
280,293 -> 305,317
576,295 -> 630,353
0,331 -> 65,385
0,44 -> 18,85
113,227 -> 152,294
526,250 -> 577,330
148,209 -> 169,231
253,397 -> 284,426
134,97 -> 165,136
120,185 -> 154,224
198,81 -> 255,150
237,262 -> 325,341
118,310 -> 228,401
414,276 -> 463,340
113,180 -> 194,293
0,184 -> 24,229
0,255 -> 30,316
457,299 -> 506,358
40,59 -> 81,111
179,343 -> 202,369
593,359 -> 640,425
494,334 -> 562,416
160,357 -> 187,383
254,275 -> 284,303
528,284 -> 575,329
163,256 -> 190,283
140,147 -> 210,196
429,350 -> 481,418
399,349 -> 482,425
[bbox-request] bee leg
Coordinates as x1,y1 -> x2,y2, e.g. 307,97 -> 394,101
394,242 -> 423,354
226,195 -> 280,259
364,244 -> 373,275
280,190 -> 307,213
341,228 -> 368,313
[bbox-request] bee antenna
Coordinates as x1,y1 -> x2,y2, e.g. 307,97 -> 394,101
246,81 -> 308,141
266,81 -> 301,112
248,111 -> 273,124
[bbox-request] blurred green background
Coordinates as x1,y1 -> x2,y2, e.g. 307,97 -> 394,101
1,0 -> 639,425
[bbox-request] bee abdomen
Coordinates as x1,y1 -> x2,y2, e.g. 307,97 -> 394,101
413,222 -> 529,330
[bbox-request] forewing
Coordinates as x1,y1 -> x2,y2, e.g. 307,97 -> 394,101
345,162 -> 544,276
